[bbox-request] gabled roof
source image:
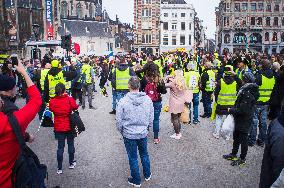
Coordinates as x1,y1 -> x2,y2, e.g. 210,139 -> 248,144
161,0 -> 187,4
58,20 -> 112,38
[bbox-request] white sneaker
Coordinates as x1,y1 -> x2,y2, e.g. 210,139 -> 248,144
145,174 -> 152,181
213,132 -> 220,139
69,161 -> 76,169
225,136 -> 230,141
57,169 -> 63,175
170,133 -> 182,140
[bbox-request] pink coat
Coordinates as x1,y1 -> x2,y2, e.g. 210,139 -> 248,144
166,79 -> 193,114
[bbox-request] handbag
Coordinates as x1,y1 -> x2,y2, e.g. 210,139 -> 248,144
68,98 -> 85,137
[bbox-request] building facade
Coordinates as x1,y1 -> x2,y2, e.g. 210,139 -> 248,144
134,0 -> 161,54
216,0 -> 284,55
160,0 -> 195,53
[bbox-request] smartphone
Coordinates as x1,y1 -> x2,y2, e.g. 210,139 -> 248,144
11,56 -> 18,67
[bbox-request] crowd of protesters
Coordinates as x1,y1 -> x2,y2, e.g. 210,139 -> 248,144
0,49 -> 283,187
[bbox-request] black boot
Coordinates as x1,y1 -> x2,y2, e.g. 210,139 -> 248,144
109,109 -> 116,114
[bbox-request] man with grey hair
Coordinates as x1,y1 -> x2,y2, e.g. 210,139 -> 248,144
116,76 -> 154,187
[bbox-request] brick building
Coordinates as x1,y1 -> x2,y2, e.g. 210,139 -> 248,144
134,0 -> 161,54
216,0 -> 284,55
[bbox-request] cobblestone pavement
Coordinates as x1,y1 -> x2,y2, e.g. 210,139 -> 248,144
24,87 -> 264,188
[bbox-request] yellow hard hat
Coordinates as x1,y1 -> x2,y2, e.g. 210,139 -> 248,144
51,60 -> 60,68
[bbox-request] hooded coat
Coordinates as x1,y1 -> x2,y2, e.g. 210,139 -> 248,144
229,83 -> 259,133
116,92 -> 154,139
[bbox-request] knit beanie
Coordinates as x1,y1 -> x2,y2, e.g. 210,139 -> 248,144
0,74 -> 16,91
242,72 -> 255,83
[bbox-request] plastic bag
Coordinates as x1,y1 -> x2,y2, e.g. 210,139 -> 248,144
221,115 -> 235,135
180,105 -> 189,123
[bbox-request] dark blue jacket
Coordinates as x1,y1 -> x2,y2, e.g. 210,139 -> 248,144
260,115 -> 284,188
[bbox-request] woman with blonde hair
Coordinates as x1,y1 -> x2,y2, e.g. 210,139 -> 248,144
165,70 -> 192,140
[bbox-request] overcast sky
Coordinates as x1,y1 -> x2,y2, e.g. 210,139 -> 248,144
103,0 -> 219,39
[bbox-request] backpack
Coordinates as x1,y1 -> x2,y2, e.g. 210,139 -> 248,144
145,78 -> 159,102
8,114 -> 47,188
68,98 -> 85,137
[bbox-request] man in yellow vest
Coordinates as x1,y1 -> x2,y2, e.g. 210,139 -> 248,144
185,62 -> 200,124
248,60 -> 275,147
109,57 -> 135,114
43,59 -> 77,103
236,57 -> 251,80
213,65 -> 242,139
200,62 -> 215,118
81,57 -> 96,110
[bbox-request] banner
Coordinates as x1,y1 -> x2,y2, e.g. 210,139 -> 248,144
5,0 -> 17,42
46,0 -> 54,40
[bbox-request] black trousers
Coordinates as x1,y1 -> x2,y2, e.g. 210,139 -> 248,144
232,130 -> 249,160
71,88 -> 82,104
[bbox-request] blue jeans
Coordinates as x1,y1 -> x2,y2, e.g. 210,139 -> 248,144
249,105 -> 268,145
55,132 -> 75,170
112,89 -> 118,110
153,101 -> 162,139
123,137 -> 151,185
202,91 -> 212,116
115,90 -> 128,109
192,93 -> 200,121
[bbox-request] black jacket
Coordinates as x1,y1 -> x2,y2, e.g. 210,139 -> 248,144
259,115 -> 284,188
269,73 -> 284,114
200,68 -> 210,91
255,69 -> 274,105
229,83 -> 259,133
215,76 -> 242,115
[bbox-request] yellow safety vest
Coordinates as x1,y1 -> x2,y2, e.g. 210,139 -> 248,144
142,60 -> 147,66
48,71 -> 66,98
154,60 -> 163,77
40,69 -> 49,91
116,68 -> 131,90
258,75 -> 275,103
82,64 -> 92,84
217,79 -> 237,106
185,70 -> 200,94
204,70 -> 215,92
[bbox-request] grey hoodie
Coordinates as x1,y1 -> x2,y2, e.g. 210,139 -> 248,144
116,92 -> 154,139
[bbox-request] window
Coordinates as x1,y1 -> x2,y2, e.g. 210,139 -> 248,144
142,9 -> 151,17
281,33 -> 284,42
274,17 -> 279,26
76,3 -> 82,18
61,1 -> 68,18
224,34 -> 230,44
172,35 -> 176,45
265,32 -> 269,41
189,35 -> 192,45
190,13 -> 193,17
163,35 -> 168,45
180,35 -> 185,45
172,23 -> 177,30
251,3 -> 256,11
258,3 -> 263,11
181,13 -> 186,17
164,13 -> 168,17
267,4 -> 271,12
273,32 -> 278,41
223,17 -> 229,26
163,22 -> 168,30
266,17 -> 271,26
275,4 -> 279,11
251,17 -> 255,25
235,3 -> 240,11
181,22 -> 185,30
282,17 -> 284,26
189,23 -> 192,30
142,0 -> 151,4
142,34 -> 151,44
257,17 -> 262,25
242,3 -> 247,11
172,13 -> 177,18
